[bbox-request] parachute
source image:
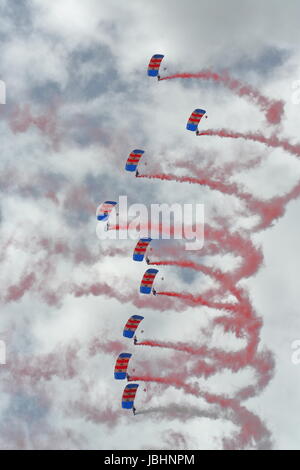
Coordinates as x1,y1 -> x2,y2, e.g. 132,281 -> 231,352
122,383 -> 139,409
147,54 -> 164,77
140,268 -> 159,294
96,201 -> 117,221
123,315 -> 144,338
114,353 -> 132,380
125,149 -> 145,172
133,238 -> 152,261
186,109 -> 206,132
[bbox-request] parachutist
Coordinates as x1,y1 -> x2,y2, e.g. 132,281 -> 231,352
196,130 -> 200,136
125,150 -> 144,173
126,373 -> 131,381
186,109 -> 207,133
122,384 -> 139,411
134,336 -> 138,345
132,406 -> 136,416
145,256 -> 150,265
152,288 -> 157,296
148,54 -> 164,80
140,268 -> 159,294
157,75 -> 160,81
135,170 -> 139,177
123,315 -> 144,338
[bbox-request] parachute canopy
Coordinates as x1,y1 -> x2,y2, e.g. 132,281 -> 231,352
133,238 -> 152,262
123,315 -> 144,338
147,54 -> 164,77
122,383 -> 139,409
125,149 -> 145,172
186,109 -> 206,132
140,268 -> 159,294
96,201 -> 117,221
114,353 -> 132,380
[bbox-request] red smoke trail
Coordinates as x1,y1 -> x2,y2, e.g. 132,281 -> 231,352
4,272 -> 36,303
0,231 -> 130,306
138,172 -> 265,227
198,129 -> 300,158
2,74 -> 292,449
157,290 -> 240,313
129,374 -> 272,449
138,172 -> 251,200
42,224 -> 260,313
136,338 -> 269,379
9,103 -> 61,148
176,154 -> 264,181
129,374 -> 200,396
139,171 -> 300,231
160,69 -> 284,125
66,400 -> 122,428
131,122 -> 297,448
110,221 -> 204,241
1,338 -> 125,388
150,259 -> 244,301
131,179 -> 280,448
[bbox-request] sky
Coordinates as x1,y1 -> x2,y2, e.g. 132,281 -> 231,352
0,0 -> 300,450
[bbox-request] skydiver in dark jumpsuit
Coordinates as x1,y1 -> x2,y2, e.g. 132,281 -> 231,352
134,335 -> 138,345
145,256 -> 150,265
135,169 -> 139,177
132,406 -> 136,416
152,288 -> 157,296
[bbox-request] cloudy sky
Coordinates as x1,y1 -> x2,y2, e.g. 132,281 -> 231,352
0,0 -> 299,450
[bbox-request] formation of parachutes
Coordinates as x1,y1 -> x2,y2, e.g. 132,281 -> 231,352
96,55 -> 208,413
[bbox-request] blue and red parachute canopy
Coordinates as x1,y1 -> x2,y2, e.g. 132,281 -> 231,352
122,383 -> 139,409
123,315 -> 144,338
125,149 -> 145,172
96,201 -> 117,221
140,268 -> 159,294
147,54 -> 164,77
133,238 -> 152,262
114,353 -> 132,380
186,109 -> 206,131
